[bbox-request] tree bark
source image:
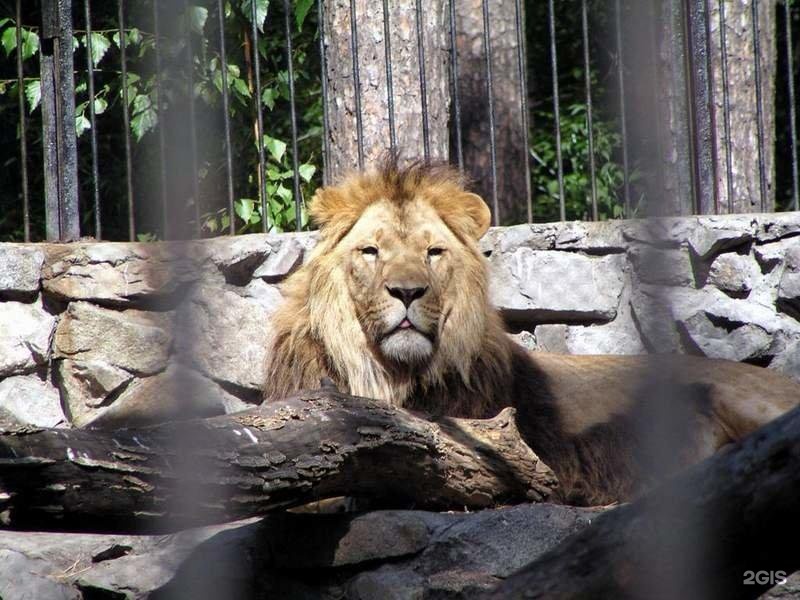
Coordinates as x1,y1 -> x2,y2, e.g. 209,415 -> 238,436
0,390 -> 556,533
455,0 -> 527,224
658,0 -> 777,215
708,0 -> 777,213
483,405 -> 800,600
323,0 -> 450,181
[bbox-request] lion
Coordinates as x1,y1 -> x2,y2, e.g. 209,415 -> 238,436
264,159 -> 800,505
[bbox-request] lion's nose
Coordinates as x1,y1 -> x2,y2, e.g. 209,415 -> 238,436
387,285 -> 428,308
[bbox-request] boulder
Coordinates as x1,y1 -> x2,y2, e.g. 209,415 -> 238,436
54,302 -> 172,376
0,297 -> 56,376
707,252 -> 761,295
489,250 -> 626,324
252,237 -> 304,282
0,373 -> 66,428
777,246 -> 800,320
178,286 -> 270,391
57,359 -> 135,427
629,246 -> 695,286
42,243 -> 187,306
0,244 -> 44,297
82,364 -> 244,429
239,279 -> 283,313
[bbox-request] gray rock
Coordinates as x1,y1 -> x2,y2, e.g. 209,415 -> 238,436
707,253 -> 760,295
57,359 -> 135,427
490,250 -> 626,323
54,301 -> 172,376
481,221 -> 626,255
84,364 -> 239,429
0,244 -> 44,296
253,237 -> 304,281
777,246 -> 800,320
200,234 -> 272,283
629,246 -> 695,286
766,333 -> 800,383
535,320 -> 645,356
0,373 -> 66,428
179,286 -> 270,391
0,297 -> 56,376
508,330 -> 537,352
42,242 -> 187,305
753,236 -> 798,272
240,279 -> 284,313
755,212 -> 800,243
0,549 -> 81,600
680,312 -> 772,362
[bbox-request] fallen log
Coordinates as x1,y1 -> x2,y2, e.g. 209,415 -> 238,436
0,389 -> 557,533
483,405 -> 800,600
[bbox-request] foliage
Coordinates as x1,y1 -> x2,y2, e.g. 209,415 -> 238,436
0,0 -> 323,241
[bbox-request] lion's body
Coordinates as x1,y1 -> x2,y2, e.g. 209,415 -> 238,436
264,161 -> 800,505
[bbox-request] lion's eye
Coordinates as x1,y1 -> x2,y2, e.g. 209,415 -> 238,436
361,246 -> 379,257
428,247 -> 445,258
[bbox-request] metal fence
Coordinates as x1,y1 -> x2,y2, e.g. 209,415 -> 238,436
0,0 -> 798,242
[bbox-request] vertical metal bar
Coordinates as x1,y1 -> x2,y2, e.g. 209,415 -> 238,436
118,0 -> 135,240
581,0 -> 598,221
216,0 -> 235,234
318,0 -> 331,186
349,0 -> 364,169
448,0 -> 463,172
752,0 -> 768,212
84,0 -> 101,239
15,0 -> 30,242
250,0 -> 269,231
184,0 -> 200,236
718,0 -> 734,214
514,0 -> 532,224
284,0 -> 302,231
683,0 -> 718,215
481,0 -> 499,224
153,2 -> 169,238
382,0 -> 397,152
548,0 -> 565,221
415,0 -> 430,160
614,0 -> 631,218
41,0 -> 80,241
785,0 -> 799,212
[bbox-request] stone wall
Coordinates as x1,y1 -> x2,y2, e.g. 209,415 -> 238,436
0,212 -> 798,428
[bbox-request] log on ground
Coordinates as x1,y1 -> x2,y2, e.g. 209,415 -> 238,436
0,389 -> 557,532
483,405 -> 800,600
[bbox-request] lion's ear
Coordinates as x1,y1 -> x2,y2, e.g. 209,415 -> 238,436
309,187 -> 359,238
434,191 -> 491,241
458,192 -> 492,239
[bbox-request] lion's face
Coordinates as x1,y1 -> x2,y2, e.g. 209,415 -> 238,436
338,198 -> 458,365
270,162 -> 498,404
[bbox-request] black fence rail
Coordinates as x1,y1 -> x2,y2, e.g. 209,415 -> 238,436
0,0 -> 798,242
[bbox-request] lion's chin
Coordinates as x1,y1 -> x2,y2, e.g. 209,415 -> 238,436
379,330 -> 434,365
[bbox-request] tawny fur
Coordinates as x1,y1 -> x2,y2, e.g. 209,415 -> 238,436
264,159 -> 800,505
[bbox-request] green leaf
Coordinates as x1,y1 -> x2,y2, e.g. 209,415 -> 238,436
275,183 -> 292,203
93,97 -> 108,115
241,0 -> 269,32
233,77 -> 251,98
264,135 -> 286,163
87,32 -> 111,67
113,27 -> 142,48
75,114 -> 91,137
261,87 -> 277,110
298,163 -> 315,183
131,98 -> 158,141
235,198 -> 255,223
1,27 -> 16,56
21,30 -> 38,59
295,0 -> 314,30
24,80 -> 40,113
186,6 -> 209,34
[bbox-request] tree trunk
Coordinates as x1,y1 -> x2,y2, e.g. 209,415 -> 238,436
322,0 -> 450,182
709,0 -> 777,213
455,0 -> 528,224
483,404 -> 800,600
0,390 -> 556,533
657,0 -> 776,215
